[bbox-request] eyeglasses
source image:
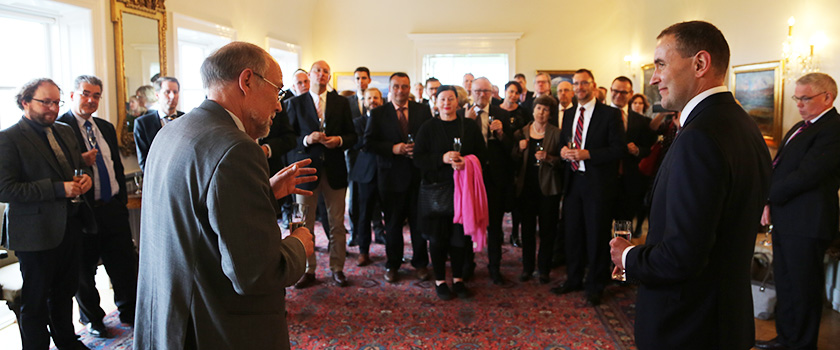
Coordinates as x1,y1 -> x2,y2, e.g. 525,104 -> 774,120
791,91 -> 826,103
78,90 -> 101,100
610,89 -> 631,95
253,71 -> 284,101
31,98 -> 64,108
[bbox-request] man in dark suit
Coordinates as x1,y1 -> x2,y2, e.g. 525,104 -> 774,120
552,69 -> 625,306
286,60 -> 357,288
423,77 -> 441,115
365,72 -> 433,283
756,72 -> 840,350
521,72 -> 557,124
346,66 -> 372,246
609,76 -> 656,232
555,81 -> 575,126
514,73 -> 534,106
58,75 -> 138,338
133,76 -> 184,171
0,78 -> 93,350
461,77 -> 512,284
610,21 -> 771,349
347,67 -> 371,119
134,42 -> 315,350
350,87 -> 385,266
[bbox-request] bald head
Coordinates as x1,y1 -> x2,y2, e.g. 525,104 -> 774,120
309,60 -> 331,94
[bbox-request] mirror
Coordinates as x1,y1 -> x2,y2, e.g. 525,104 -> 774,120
111,0 -> 167,154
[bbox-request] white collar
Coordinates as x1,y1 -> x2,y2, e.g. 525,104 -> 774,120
679,86 -> 728,127
222,107 -> 246,134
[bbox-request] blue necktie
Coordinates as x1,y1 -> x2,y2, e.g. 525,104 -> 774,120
85,121 -> 112,202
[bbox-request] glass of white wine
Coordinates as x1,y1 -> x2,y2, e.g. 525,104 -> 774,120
290,203 -> 311,238
72,169 -> 84,203
612,220 -> 633,281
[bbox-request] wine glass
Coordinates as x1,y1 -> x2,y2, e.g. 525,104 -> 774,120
406,133 -> 415,158
72,169 -> 84,203
453,137 -> 461,152
290,203 -> 312,239
566,139 -> 579,163
488,115 -> 496,139
534,141 -> 544,166
86,127 -> 97,149
612,220 -> 633,281
761,224 -> 773,247
134,174 -> 143,195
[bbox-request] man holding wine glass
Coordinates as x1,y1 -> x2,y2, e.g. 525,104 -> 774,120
0,78 -> 94,349
609,21 -> 771,349
59,75 -> 139,337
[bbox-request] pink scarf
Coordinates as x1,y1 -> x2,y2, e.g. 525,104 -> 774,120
452,155 -> 488,252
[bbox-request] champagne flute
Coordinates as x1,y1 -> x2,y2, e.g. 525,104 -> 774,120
534,141 -> 544,166
134,174 -> 143,195
86,127 -> 97,149
453,137 -> 461,152
488,115 -> 496,140
72,169 -> 84,203
406,133 -> 415,159
612,220 -> 633,281
566,139 -> 579,163
761,224 -> 773,247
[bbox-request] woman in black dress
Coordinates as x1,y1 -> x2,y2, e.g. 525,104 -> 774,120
413,86 -> 486,300
511,95 -> 563,284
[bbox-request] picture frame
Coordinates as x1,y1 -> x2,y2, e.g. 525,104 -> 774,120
641,63 -> 662,109
536,70 -> 575,95
731,61 -> 784,147
333,71 -> 394,99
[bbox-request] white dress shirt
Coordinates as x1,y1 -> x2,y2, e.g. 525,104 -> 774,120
571,98 -> 597,172
72,113 -> 119,200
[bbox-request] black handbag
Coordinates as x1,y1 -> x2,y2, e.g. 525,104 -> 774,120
418,180 -> 454,217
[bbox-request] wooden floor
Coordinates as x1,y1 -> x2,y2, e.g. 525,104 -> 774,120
754,308 -> 840,349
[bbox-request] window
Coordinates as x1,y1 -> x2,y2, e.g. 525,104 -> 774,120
173,14 -> 235,112
266,38 -> 301,89
423,53 -> 509,89
0,3 -> 95,130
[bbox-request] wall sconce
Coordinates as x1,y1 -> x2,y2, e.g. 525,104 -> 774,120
782,17 -> 827,81
623,55 -> 635,77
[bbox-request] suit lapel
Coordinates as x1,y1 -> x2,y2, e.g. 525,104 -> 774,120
18,118 -> 66,177
303,93 -> 320,130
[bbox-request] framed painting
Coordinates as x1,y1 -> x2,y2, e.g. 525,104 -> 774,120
536,70 -> 575,95
641,63 -> 662,109
731,61 -> 784,147
333,71 -> 394,99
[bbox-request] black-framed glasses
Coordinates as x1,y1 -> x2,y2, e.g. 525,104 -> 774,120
253,71 -> 283,101
791,91 -> 826,103
31,98 -> 64,108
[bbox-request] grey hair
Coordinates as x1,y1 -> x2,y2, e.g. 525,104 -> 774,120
797,72 -> 837,100
200,41 -> 272,89
74,75 -> 102,90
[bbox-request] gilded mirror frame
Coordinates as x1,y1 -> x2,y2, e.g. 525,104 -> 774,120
112,0 -> 167,151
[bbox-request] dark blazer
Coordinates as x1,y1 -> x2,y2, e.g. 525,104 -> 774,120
259,105 -> 297,175
620,110 -> 657,193
364,101 -> 433,192
625,92 -> 771,349
286,90 -> 357,190
511,122 -> 563,197
559,101 -> 625,195
133,109 -> 184,171
347,93 -> 363,119
769,107 -> 840,241
458,105 -> 513,187
349,113 -> 377,184
0,118 -> 92,251
58,112 -> 128,204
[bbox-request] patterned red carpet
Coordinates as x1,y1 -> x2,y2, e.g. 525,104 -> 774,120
69,215 -> 639,349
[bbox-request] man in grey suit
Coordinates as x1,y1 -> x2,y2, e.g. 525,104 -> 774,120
0,78 -> 93,350
134,42 -> 316,350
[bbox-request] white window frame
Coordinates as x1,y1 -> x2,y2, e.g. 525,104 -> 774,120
407,32 -> 522,84
265,37 -> 301,89
171,13 -> 235,111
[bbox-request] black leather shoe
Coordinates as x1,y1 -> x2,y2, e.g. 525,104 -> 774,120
85,320 -> 110,338
490,270 -> 505,285
384,268 -> 399,283
347,238 -> 358,247
332,271 -> 347,287
755,338 -> 788,350
374,234 -> 387,245
511,236 -> 521,247
586,293 -> 602,306
435,283 -> 453,301
452,282 -> 470,299
415,266 -> 430,281
294,273 -> 316,289
519,272 -> 532,282
538,273 -> 550,284
549,283 -> 582,295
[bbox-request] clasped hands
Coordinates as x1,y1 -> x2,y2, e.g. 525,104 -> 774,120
64,174 -> 92,198
443,151 -> 465,170
392,142 -> 414,157
306,131 -> 341,149
519,140 -> 547,161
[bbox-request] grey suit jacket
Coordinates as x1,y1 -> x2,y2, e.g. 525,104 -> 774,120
134,99 -> 307,349
0,118 -> 90,251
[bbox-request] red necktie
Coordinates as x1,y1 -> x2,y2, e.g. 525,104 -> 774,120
773,120 -> 812,168
571,107 -> 585,171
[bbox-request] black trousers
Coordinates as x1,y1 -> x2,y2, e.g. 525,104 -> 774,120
16,215 -> 83,350
355,181 -> 382,255
520,191 -> 560,275
382,186 -> 428,270
484,180 -> 505,272
563,172 -> 612,295
76,200 -> 138,325
773,233 -> 829,350
427,219 -> 467,281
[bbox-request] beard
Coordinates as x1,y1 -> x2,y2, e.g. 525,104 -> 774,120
28,109 -> 58,126
248,110 -> 272,139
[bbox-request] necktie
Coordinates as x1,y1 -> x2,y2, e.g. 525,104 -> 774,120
317,95 -> 326,128
397,107 -> 408,140
44,127 -> 73,179
773,120 -> 812,168
571,107 -> 585,171
477,109 -> 489,142
85,121 -> 112,202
